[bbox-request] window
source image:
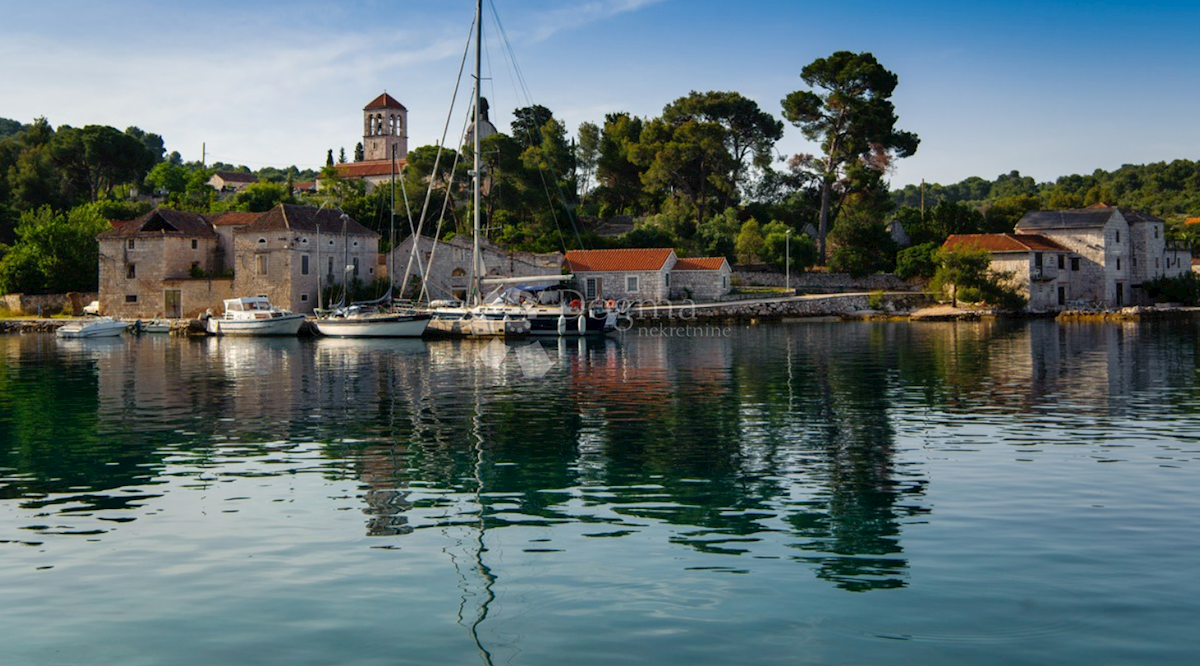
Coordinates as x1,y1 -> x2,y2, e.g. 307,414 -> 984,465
665,272 -> 671,288
255,255 -> 268,276
1156,258 -> 1161,269
1057,255 -> 1065,270
191,239 -> 198,249
1058,286 -> 1065,305
1034,252 -> 1043,268
352,257 -> 360,278
126,264 -> 136,279
626,275 -> 639,292
1155,226 -> 1160,239
258,237 -> 267,245
328,257 -> 334,280
1071,257 -> 1080,271
125,294 -> 138,303
301,255 -> 310,275
1116,230 -> 1121,243
127,239 -> 135,249
722,275 -> 729,289
301,293 -> 309,302
191,261 -> 200,273
1116,258 -> 1121,270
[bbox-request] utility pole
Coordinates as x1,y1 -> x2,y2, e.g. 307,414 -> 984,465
785,228 -> 792,294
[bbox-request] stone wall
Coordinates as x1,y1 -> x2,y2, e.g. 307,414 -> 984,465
734,270 -> 913,292
1,292 -> 96,316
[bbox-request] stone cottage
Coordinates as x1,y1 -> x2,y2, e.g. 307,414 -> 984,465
942,233 -> 1077,312
564,248 -> 731,303
1015,204 -> 1189,307
232,204 -> 379,314
97,208 -> 227,318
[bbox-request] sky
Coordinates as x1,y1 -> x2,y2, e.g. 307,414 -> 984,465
3,0 -> 1199,189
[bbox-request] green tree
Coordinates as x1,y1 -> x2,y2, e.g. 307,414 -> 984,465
145,161 -> 188,198
354,142 -> 365,162
894,242 -> 939,280
593,113 -> 648,218
631,116 -> 735,235
735,218 -> 765,264
827,198 -> 897,277
661,90 -> 783,198
782,51 -> 919,264
576,121 -> 600,205
760,220 -> 816,272
931,245 -> 992,307
222,181 -> 293,213
48,125 -> 156,203
0,204 -> 110,293
511,105 -> 554,148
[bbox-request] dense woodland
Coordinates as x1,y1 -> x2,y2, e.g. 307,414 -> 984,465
3,50 -> 1199,299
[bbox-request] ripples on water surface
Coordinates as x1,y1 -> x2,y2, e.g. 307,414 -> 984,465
2,320 -> 1199,665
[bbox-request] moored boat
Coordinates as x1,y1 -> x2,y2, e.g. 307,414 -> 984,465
312,305 -> 431,338
55,316 -> 130,339
205,297 -> 306,336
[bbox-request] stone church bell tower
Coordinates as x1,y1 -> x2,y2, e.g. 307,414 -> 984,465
362,92 -> 408,161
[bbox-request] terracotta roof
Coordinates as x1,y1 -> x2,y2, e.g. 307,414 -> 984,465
208,211 -> 261,227
565,248 -> 675,272
364,92 -> 407,111
673,257 -> 729,271
942,233 -> 1070,253
97,208 -> 217,239
235,204 -> 378,238
333,159 -> 407,178
1186,217 -> 1200,226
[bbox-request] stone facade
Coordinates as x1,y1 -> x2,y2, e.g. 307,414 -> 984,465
97,209 -> 222,318
232,205 -> 379,314
670,257 -> 732,301
1016,205 -> 1190,307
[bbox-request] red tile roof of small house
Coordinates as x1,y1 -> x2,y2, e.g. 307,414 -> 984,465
564,248 -> 675,272
236,204 -> 378,238
332,159 -> 407,178
942,233 -> 1070,253
673,257 -> 729,271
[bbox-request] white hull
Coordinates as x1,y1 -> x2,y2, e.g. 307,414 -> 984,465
313,315 -> 430,338
56,317 -> 129,338
207,313 -> 306,336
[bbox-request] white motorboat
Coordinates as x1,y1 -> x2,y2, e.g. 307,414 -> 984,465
205,297 -> 306,336
55,316 -> 130,338
313,305 -> 431,338
136,319 -> 171,334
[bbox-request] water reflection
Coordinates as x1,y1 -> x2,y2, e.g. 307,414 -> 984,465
4,317 -> 1200,594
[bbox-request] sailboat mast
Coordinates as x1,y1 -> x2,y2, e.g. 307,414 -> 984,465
390,143 -> 397,303
472,0 -> 483,306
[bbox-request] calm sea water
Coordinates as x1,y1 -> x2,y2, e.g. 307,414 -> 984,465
2,319 -> 1199,665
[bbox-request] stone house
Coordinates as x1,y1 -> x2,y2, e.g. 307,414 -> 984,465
563,249 -> 732,303
97,208 -> 229,318
670,257 -> 732,301
389,234 -> 563,302
565,248 -> 677,301
942,233 -> 1077,312
207,171 -> 258,194
232,204 -> 380,314
1014,204 -> 1189,307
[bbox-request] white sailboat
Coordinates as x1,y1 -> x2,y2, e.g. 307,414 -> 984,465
313,157 -> 431,338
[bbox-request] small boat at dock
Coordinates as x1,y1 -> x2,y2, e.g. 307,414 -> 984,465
205,297 -> 306,336
55,316 -> 130,339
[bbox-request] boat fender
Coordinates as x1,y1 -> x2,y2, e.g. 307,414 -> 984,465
577,314 -> 586,333
557,314 -> 567,335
